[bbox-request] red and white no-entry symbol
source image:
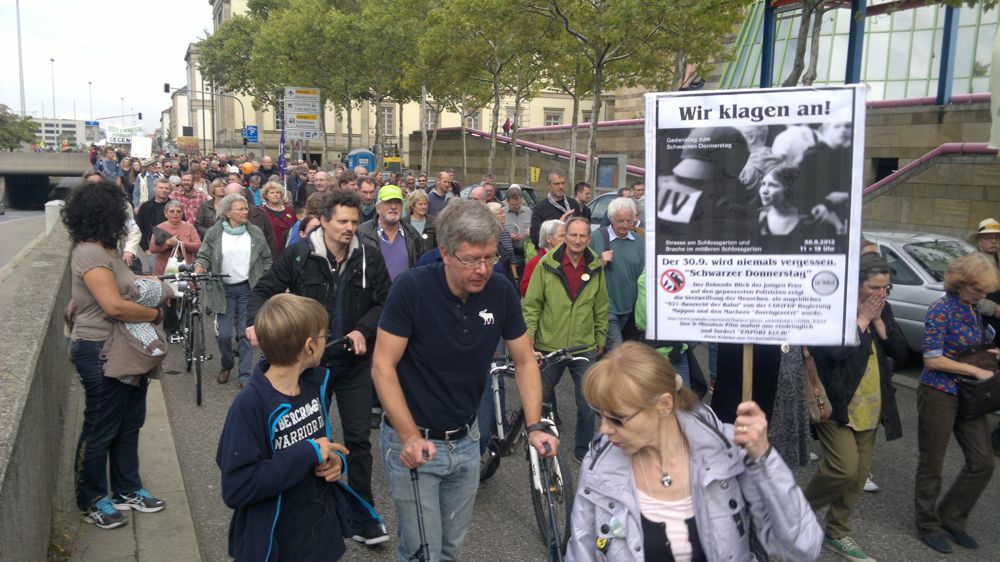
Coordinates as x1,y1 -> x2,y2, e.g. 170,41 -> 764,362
660,269 -> 685,293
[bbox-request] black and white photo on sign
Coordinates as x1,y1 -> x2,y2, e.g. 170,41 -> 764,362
644,86 -> 865,347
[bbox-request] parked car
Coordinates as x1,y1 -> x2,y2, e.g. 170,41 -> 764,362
864,230 -> 974,354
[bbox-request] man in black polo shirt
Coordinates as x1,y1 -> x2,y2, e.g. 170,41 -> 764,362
372,199 -> 558,561
530,168 -> 584,247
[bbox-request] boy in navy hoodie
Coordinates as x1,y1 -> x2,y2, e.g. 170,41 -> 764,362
217,293 -> 382,561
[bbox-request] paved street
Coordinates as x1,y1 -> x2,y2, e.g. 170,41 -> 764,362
0,210 -> 44,268
158,338 -> 1000,562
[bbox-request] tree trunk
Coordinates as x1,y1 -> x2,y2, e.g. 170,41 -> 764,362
672,51 -> 685,90
508,67 -> 522,183
398,100 -> 404,167
420,84 -> 428,172
460,93 -> 468,182
586,65 -> 603,185
568,92 -> 580,187
781,3 -> 814,87
346,94 -> 354,155
321,94 -> 329,165
488,70 -> 501,177
428,123 -> 439,173
802,7 -> 825,86
373,81 -> 384,170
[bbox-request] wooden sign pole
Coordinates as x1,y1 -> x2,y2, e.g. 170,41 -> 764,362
742,344 -> 753,402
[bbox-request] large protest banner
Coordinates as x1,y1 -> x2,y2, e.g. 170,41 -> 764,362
644,86 -> 865,347
104,125 -> 145,145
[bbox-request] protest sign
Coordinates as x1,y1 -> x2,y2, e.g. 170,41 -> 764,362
104,125 -> 144,145
130,136 -> 152,159
644,86 -> 865,347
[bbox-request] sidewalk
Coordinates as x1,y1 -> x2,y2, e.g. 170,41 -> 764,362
58,378 -> 201,562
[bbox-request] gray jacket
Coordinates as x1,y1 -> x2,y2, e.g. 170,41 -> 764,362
567,404 -> 822,562
194,221 -> 273,314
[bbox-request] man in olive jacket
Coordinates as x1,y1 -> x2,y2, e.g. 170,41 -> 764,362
245,189 -> 392,546
522,216 -> 608,462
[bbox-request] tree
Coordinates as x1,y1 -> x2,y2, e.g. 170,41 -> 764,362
541,35 -> 592,187
0,105 -> 35,150
528,0 -> 748,183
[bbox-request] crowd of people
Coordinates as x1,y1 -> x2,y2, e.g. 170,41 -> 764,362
61,148 -> 1000,562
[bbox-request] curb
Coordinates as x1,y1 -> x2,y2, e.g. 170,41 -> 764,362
66,380 -> 202,562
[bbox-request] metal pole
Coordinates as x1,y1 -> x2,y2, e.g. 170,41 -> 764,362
121,97 -> 125,126
200,74 -> 207,155
16,0 -> 26,116
759,1 -> 776,88
88,81 -> 93,120
49,58 -> 56,119
936,6 -> 960,105
845,0 -> 867,84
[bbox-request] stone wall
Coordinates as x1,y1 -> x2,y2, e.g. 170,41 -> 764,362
0,226 -> 73,562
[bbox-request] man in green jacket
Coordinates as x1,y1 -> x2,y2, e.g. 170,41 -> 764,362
523,217 -> 608,462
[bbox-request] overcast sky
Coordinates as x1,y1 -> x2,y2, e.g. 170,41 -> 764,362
0,0 -> 213,132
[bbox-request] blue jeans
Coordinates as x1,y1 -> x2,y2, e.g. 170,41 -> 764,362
379,422 -> 481,562
540,349 -> 598,460
72,339 -> 149,510
216,282 -> 253,382
606,312 -> 632,351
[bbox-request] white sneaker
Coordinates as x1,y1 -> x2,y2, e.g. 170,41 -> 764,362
809,451 -> 819,461
863,474 -> 879,493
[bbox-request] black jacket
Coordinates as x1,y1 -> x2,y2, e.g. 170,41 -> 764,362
356,219 -> 423,269
810,303 -> 909,441
248,227 -> 391,365
529,195 -> 583,247
403,214 -> 437,255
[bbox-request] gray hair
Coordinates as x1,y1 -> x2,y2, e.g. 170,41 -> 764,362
506,185 -> 523,201
607,196 -> 638,219
539,219 -> 565,250
437,199 -> 502,254
218,193 -> 248,221
164,199 -> 183,212
168,175 -> 181,187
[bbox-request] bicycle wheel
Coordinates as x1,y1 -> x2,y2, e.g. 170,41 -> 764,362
181,301 -> 193,373
528,443 -> 576,556
191,313 -> 204,406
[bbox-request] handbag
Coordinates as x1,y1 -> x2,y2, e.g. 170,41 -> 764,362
954,345 -> 1000,420
163,243 -> 185,295
802,346 -> 830,423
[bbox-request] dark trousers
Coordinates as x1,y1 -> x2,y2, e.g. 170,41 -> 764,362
328,358 -> 375,505
217,282 -> 253,382
72,340 -> 149,510
914,385 -> 995,536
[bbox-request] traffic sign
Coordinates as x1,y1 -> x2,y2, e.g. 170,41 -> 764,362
245,125 -> 259,143
283,86 -> 322,136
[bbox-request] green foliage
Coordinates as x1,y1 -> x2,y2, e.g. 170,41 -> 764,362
0,104 -> 36,150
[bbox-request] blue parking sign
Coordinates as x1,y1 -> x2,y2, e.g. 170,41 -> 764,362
245,125 -> 259,143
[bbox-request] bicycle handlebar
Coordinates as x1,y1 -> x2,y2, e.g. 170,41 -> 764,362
325,335 -> 355,353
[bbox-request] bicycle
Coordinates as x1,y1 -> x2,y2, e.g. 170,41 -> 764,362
159,264 -> 228,406
479,344 -> 590,557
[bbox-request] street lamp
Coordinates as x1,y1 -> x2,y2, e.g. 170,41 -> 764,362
49,57 -> 55,119
88,81 -> 93,121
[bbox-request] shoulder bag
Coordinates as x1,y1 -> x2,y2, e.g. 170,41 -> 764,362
954,345 -> 1000,420
802,346 -> 830,423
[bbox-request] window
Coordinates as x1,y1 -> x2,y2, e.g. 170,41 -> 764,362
274,92 -> 285,131
582,110 -> 593,123
425,107 -> 439,129
903,240 -> 973,282
465,111 -> 481,130
504,106 -> 526,127
881,248 -> 921,286
873,157 -> 898,182
381,106 -> 395,136
544,109 -> 563,127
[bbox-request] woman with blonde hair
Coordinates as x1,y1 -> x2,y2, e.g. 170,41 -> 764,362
569,342 -> 822,561
403,188 -> 436,254
914,251 -> 1000,553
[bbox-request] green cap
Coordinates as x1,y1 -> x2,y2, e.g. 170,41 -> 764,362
378,184 -> 404,202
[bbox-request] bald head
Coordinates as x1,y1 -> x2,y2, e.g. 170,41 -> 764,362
225,183 -> 244,196
354,166 -> 369,178
469,186 -> 487,202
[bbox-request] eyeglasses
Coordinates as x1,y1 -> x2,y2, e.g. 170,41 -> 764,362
453,254 -> 500,269
587,404 -> 650,427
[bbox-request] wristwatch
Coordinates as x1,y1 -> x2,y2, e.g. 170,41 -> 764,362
526,421 -> 557,437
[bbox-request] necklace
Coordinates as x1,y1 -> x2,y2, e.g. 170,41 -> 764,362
635,449 -> 672,489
